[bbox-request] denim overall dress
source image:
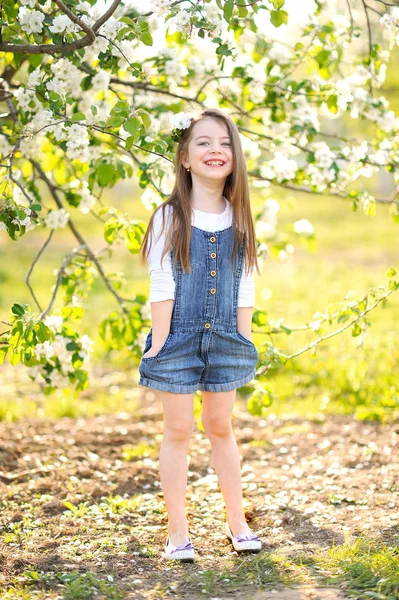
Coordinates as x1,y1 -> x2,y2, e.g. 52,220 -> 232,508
138,224 -> 259,394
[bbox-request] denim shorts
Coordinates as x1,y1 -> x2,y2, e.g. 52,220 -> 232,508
138,224 -> 258,395
138,326 -> 259,394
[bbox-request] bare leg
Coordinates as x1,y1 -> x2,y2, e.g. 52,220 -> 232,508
159,390 -> 195,546
201,389 -> 254,537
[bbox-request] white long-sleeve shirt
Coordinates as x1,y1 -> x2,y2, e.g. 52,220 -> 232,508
146,197 -> 255,307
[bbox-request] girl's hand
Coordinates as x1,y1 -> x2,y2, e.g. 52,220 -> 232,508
142,342 -> 166,359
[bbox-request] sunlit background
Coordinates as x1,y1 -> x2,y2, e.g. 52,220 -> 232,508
0,0 -> 398,422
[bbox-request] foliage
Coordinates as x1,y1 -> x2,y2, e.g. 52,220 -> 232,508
1,0 -> 399,399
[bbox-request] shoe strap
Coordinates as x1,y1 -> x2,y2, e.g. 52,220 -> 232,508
235,533 -> 260,542
168,540 -> 194,552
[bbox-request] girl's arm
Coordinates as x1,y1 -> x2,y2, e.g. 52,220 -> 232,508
237,307 -> 254,341
237,256 -> 255,341
148,299 -> 174,349
147,206 -> 175,349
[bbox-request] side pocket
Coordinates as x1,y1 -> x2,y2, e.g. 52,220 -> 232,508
141,332 -> 172,362
235,331 -> 256,347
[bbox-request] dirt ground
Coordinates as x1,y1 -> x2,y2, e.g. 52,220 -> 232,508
0,390 -> 398,599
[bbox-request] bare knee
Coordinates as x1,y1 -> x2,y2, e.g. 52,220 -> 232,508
164,420 -> 194,444
202,415 -> 232,439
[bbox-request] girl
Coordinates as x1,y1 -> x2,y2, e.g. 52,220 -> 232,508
139,108 -> 262,561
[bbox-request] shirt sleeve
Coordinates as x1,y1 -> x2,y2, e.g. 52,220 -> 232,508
147,206 -> 176,302
238,254 -> 255,307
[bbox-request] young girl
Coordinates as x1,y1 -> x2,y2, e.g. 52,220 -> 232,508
139,108 -> 262,561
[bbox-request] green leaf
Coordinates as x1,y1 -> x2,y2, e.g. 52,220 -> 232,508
97,162 -> 115,187
123,117 -> 140,136
66,341 -> 79,351
138,20 -> 153,46
327,94 -> 338,114
124,225 -> 142,254
104,217 -> 121,245
11,303 -> 27,317
71,112 -> 86,122
10,321 -> 24,348
223,0 -> 234,23
387,267 -> 397,278
109,115 -> 124,128
31,203 -> 42,211
271,0 -> 285,8
136,108 -> 151,128
316,49 -> 330,66
351,322 -> 362,337
34,321 -> 52,343
125,136 -> 135,150
270,9 -> 288,27
91,104 -> 98,116
0,346 -> 9,364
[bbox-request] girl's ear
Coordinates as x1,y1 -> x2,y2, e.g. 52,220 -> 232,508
180,150 -> 188,169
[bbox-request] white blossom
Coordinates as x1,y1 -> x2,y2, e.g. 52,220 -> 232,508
294,219 -> 314,235
167,10 -> 191,35
49,14 -> 81,35
49,369 -> 70,388
80,333 -> 94,352
100,16 -> 125,41
140,301 -> 152,321
65,124 -> 90,162
45,208 -> 70,229
76,1 -> 91,12
17,7 -> 45,34
141,187 -> 162,210
312,141 -> 336,169
91,70 -> 111,93
43,314 -> 63,334
27,365 -> 46,382
0,135 -> 13,158
150,0 -> 171,16
268,43 -> 292,64
260,152 -> 298,183
34,340 -> 54,361
170,111 -> 194,131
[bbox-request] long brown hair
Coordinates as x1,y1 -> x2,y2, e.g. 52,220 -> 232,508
139,108 -> 260,277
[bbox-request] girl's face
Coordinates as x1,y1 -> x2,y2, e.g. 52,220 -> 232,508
182,117 -> 234,181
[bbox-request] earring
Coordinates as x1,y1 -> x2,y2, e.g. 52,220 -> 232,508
186,166 -> 190,172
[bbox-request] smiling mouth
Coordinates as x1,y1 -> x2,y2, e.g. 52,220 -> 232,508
204,161 -> 226,167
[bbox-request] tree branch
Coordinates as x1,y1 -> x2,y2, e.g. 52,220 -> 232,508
25,229 -> 54,313
282,287 -> 396,362
39,244 -> 86,320
0,0 -> 121,54
30,160 -> 130,315
53,0 -> 96,40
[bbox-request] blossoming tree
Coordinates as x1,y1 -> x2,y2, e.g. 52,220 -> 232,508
0,0 -> 398,411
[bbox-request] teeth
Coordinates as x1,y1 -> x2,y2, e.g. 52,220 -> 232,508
205,161 -> 224,165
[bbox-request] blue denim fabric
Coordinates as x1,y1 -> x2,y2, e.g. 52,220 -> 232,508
138,225 -> 258,394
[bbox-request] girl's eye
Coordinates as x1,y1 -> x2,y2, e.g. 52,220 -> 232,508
199,142 -> 231,146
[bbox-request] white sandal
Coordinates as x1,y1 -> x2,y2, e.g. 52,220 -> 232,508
225,521 -> 262,553
163,534 -> 195,562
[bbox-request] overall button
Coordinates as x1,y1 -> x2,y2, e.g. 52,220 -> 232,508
210,288 -> 216,294
209,236 -> 216,242
210,252 -> 216,258
210,271 -> 216,276
204,322 -> 211,328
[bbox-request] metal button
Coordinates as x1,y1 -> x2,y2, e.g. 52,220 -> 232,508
210,288 -> 216,294
204,322 -> 211,328
210,252 -> 216,258
210,271 -> 216,276
209,236 -> 216,242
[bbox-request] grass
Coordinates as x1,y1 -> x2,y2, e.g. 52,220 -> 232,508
1,180 -> 398,424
